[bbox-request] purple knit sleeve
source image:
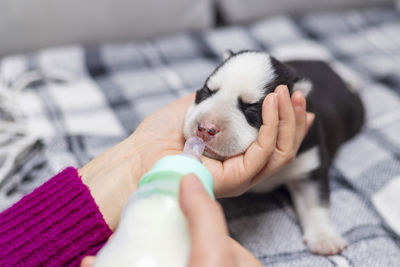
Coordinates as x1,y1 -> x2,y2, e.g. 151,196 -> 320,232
0,167 -> 113,266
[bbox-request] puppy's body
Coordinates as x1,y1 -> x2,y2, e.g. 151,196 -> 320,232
183,51 -> 364,255
254,60 -> 364,192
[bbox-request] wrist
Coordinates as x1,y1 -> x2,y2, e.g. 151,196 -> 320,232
79,137 -> 143,230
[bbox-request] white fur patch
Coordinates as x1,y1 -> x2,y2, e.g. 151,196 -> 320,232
206,52 -> 275,103
288,181 -> 347,255
293,78 -> 313,97
183,95 -> 258,158
184,52 -> 275,158
251,146 -> 321,193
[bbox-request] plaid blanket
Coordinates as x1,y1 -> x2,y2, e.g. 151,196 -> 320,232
1,5 -> 400,266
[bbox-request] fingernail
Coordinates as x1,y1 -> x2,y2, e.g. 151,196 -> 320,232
276,85 -> 289,96
271,93 -> 278,108
297,97 -> 306,111
306,113 -> 315,127
297,92 -> 306,108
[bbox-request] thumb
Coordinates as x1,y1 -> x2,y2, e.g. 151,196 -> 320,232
179,174 -> 228,253
80,256 -> 95,267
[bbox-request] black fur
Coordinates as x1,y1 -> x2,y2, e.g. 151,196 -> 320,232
287,60 -> 365,159
279,59 -> 364,203
238,97 -> 263,128
266,57 -> 300,93
195,85 -> 217,104
297,60 -> 363,202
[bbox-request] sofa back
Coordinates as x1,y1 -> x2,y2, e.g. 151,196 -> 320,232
0,0 -> 394,57
217,0 -> 393,23
0,0 -> 213,57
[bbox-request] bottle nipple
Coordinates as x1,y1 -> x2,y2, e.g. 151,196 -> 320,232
181,137 -> 205,162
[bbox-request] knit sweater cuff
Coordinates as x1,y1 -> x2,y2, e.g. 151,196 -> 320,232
0,167 -> 113,266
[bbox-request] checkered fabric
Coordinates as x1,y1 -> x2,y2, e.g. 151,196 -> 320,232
1,5 -> 400,266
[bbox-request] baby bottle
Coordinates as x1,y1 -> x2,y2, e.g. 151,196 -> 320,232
94,137 -> 214,267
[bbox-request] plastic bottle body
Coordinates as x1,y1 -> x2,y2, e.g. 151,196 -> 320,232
94,180 -> 189,267
94,138 -> 212,267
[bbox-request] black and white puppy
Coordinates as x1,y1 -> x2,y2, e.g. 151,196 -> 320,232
183,50 -> 364,255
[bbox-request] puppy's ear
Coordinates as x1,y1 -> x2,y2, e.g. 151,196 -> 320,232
269,56 -> 300,93
223,49 -> 234,61
271,57 -> 313,96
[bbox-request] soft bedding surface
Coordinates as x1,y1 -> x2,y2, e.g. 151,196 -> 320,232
1,5 -> 400,266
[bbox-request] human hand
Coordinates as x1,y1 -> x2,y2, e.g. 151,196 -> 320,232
79,93 -> 198,230
203,85 -> 314,197
180,174 -> 262,267
80,174 -> 262,267
79,85 -> 313,229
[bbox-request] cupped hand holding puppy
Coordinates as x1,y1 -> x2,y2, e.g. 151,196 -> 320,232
79,85 -> 313,230
81,175 -> 263,267
206,85 -> 315,197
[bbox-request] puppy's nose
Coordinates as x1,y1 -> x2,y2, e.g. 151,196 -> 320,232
197,122 -> 220,140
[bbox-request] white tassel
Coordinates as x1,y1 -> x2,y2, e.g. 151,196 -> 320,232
0,72 -> 42,184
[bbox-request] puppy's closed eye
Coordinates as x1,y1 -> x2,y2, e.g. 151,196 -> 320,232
195,86 -> 216,104
238,98 -> 263,128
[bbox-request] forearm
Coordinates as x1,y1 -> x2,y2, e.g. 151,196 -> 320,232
78,136 -> 143,230
0,167 -> 112,266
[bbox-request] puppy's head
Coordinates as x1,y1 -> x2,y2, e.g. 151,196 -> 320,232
183,50 -> 307,160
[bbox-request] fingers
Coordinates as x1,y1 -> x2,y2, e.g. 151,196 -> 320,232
242,93 -> 279,177
248,85 -> 314,184
275,85 -> 296,155
306,112 -> 315,130
291,90 -> 307,150
179,174 -> 228,242
80,176 -> 258,267
292,91 -> 315,151
272,85 -> 314,166
203,86 -> 315,198
229,238 -> 263,267
179,175 -> 229,264
80,256 -> 95,267
172,93 -> 196,110
207,92 -> 279,198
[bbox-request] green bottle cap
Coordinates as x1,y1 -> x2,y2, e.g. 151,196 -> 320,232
138,155 -> 214,198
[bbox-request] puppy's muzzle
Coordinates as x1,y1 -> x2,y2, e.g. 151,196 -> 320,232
197,122 -> 220,142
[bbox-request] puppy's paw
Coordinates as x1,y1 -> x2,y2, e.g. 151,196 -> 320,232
304,231 -> 347,255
